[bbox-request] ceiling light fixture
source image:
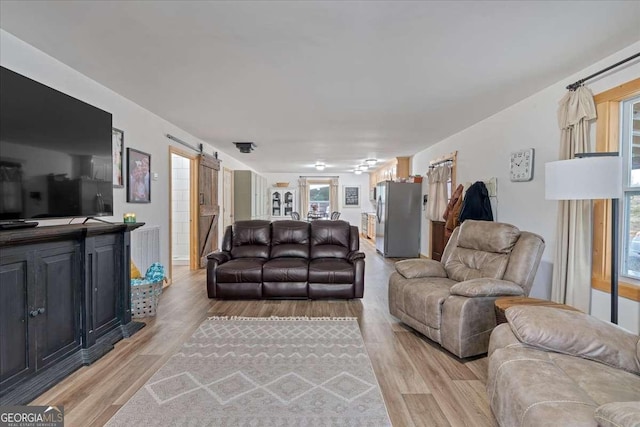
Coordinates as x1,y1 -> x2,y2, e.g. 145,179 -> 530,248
233,142 -> 256,153
365,159 -> 378,166
315,162 -> 326,171
359,164 -> 368,170
354,169 -> 362,175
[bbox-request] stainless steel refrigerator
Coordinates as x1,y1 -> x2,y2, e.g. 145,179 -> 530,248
375,181 -> 422,257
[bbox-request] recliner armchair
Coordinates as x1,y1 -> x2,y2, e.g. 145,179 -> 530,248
388,220 -> 545,358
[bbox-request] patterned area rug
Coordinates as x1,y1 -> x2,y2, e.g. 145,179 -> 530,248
107,316 -> 391,426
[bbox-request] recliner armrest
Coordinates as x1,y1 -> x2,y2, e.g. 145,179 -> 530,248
207,251 -> 231,264
347,251 -> 365,262
395,259 -> 447,279
450,278 -> 524,297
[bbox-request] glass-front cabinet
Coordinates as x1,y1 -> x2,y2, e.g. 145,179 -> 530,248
270,187 -> 297,220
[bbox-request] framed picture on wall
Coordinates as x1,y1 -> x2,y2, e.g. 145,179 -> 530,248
343,185 -> 360,208
127,148 -> 151,203
112,128 -> 124,188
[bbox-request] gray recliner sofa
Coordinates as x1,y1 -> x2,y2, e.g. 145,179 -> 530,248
388,220 -> 545,358
488,306 -> 640,427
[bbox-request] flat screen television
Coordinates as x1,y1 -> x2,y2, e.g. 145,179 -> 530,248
0,66 -> 113,221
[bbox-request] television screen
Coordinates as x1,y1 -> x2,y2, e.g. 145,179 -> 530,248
0,66 -> 113,220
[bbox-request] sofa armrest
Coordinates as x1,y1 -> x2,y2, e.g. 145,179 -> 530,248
395,259 -> 447,279
207,251 -> 231,264
506,306 -> 640,375
595,402 -> 640,427
450,278 -> 524,297
347,251 -> 365,262
206,251 -> 231,298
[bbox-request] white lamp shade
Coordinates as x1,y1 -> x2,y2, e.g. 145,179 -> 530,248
545,156 -> 622,200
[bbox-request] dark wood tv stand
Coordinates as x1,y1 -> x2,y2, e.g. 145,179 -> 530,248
0,222 -> 145,405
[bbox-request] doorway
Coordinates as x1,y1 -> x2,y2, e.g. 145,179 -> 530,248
223,167 -> 234,231
169,147 -> 198,283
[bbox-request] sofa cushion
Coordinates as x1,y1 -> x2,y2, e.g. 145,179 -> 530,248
488,346 -> 600,427
309,258 -> 354,283
271,221 -> 310,258
595,402 -> 640,427
444,247 -> 509,282
231,220 -> 271,259
263,258 -> 308,282
506,306 -> 640,375
395,259 -> 447,279
310,221 -> 351,259
216,258 -> 265,283
393,277 -> 456,329
457,220 -> 520,254
549,351 -> 640,405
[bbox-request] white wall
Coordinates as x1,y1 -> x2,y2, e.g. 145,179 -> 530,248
0,29 -> 255,273
262,173 -> 375,228
412,41 -> 640,333
3,29 -> 638,331
171,154 -> 190,263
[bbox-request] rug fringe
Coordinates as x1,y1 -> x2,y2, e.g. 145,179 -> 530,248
207,316 -> 358,321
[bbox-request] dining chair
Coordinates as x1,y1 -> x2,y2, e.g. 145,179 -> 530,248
291,212 -> 300,220
330,211 -> 341,220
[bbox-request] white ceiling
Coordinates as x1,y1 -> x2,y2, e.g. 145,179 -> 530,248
1,1 -> 639,173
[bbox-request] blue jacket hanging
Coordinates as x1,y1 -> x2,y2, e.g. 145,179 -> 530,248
458,181 -> 493,223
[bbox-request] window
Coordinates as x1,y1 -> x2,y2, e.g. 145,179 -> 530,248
591,78 -> 640,302
621,96 -> 640,279
309,183 -> 330,218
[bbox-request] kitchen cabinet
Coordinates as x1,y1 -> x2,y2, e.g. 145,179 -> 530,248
270,188 -> 297,220
234,170 -> 268,221
367,213 -> 376,239
368,156 -> 411,192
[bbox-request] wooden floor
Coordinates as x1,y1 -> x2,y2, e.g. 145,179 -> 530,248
32,238 -> 497,427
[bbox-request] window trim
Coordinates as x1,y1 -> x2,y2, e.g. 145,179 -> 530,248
427,151 -> 457,259
592,78 -> 640,302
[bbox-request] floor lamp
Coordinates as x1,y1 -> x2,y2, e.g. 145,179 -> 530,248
545,153 -> 622,324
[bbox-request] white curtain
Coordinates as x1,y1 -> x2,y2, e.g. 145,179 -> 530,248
298,178 -> 309,217
426,165 -> 451,220
330,178 -> 339,213
551,86 -> 596,312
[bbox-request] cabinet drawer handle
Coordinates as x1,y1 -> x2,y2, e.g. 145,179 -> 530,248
38,307 -> 45,314
29,310 -> 39,317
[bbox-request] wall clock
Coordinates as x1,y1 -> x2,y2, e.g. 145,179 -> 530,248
510,148 -> 534,182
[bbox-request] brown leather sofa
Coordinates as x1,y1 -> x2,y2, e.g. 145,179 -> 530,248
206,220 -> 365,299
488,306 -> 640,427
388,220 -> 545,358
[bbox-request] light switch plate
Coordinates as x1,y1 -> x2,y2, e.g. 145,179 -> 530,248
485,177 -> 497,197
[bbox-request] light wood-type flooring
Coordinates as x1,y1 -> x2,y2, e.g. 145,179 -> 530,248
32,238 -> 497,426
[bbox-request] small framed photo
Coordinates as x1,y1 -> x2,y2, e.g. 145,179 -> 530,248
343,185 -> 360,208
112,128 -> 124,187
127,148 -> 151,203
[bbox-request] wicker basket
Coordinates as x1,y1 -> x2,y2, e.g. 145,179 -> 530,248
275,182 -> 290,187
131,280 -> 163,318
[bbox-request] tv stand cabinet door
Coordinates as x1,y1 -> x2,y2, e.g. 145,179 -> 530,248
34,241 -> 82,371
0,249 -> 36,393
86,234 -> 122,341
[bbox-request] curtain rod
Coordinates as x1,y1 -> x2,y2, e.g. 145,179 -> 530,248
566,52 -> 640,91
429,159 -> 453,169
166,134 -> 202,153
